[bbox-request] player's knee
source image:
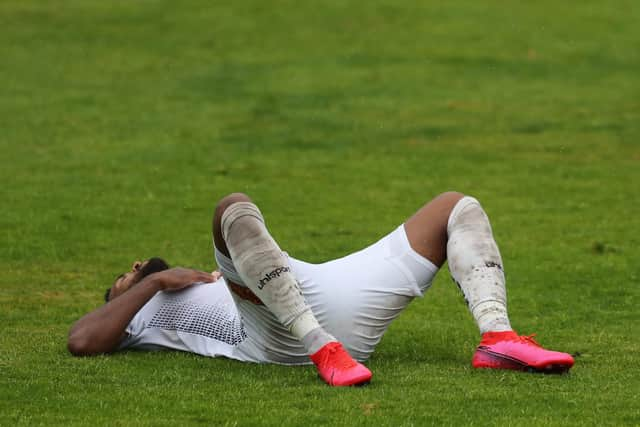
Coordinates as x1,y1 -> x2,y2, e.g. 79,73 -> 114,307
434,191 -> 465,213
432,191 -> 466,231
219,192 -> 253,205
437,191 -> 465,202
212,193 -> 253,252
214,193 -> 252,222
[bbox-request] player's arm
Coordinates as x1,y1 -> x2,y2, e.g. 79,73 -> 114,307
67,268 -> 214,356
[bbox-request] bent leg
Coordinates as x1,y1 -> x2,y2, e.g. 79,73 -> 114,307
212,193 -> 372,386
213,193 -> 332,348
404,191 -> 511,333
405,192 -> 573,372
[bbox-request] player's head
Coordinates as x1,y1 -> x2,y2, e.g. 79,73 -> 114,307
105,257 -> 169,302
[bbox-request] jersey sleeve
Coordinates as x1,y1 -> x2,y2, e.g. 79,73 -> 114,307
117,308 -> 148,350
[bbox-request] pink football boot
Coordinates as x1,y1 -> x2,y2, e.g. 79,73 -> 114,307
473,331 -> 574,373
310,342 -> 372,386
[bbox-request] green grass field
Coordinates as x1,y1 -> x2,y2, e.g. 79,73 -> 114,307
1,1 -> 639,425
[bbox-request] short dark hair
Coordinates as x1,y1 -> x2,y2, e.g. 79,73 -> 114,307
104,257 -> 170,302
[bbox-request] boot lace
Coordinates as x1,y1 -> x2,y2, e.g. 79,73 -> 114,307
518,334 -> 541,347
324,343 -> 357,369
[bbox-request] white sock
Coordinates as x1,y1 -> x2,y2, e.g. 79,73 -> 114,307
447,196 -> 512,334
221,202 -> 335,353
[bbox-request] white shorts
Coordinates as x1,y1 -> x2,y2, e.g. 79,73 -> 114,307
218,225 -> 439,364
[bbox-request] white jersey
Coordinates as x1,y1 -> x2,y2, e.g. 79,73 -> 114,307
118,281 -> 248,359
120,225 -> 438,364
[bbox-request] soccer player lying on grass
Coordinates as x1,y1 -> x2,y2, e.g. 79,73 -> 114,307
68,192 -> 574,386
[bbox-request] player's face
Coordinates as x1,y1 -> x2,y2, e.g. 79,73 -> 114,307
109,261 -> 146,300
106,257 -> 170,302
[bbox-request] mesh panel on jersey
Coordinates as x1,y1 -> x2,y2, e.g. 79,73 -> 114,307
148,299 -> 247,346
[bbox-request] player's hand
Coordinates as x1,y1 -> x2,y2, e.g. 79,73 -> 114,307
151,268 -> 215,292
211,270 -> 222,281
